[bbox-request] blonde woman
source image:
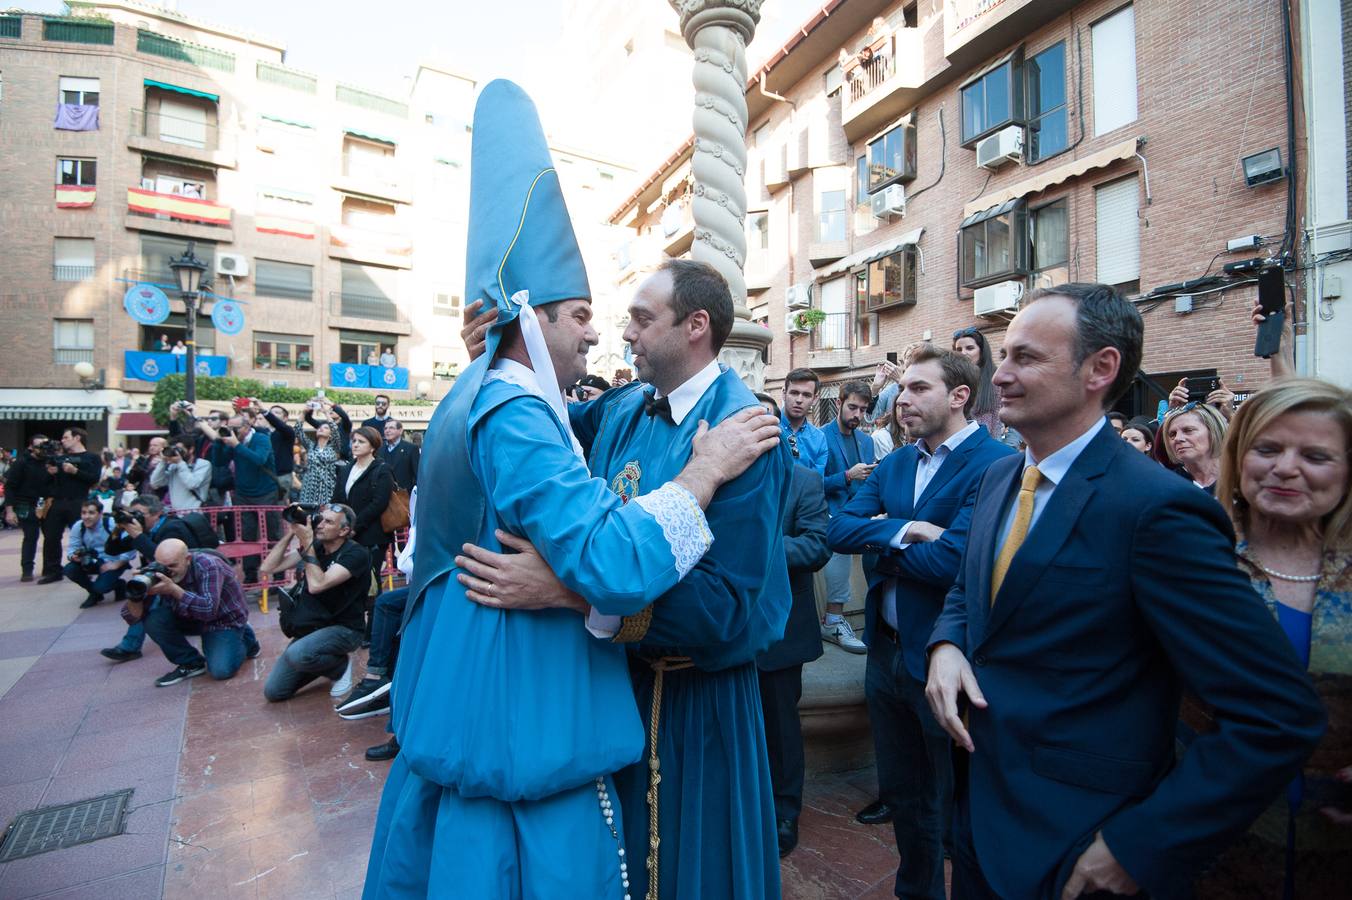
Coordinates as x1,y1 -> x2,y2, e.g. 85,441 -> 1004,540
1161,401 -> 1228,494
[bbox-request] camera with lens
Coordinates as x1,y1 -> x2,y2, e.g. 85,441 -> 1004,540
283,503 -> 321,526
35,440 -> 70,468
217,426 -> 233,439
114,509 -> 145,529
70,548 -> 101,574
124,562 -> 169,600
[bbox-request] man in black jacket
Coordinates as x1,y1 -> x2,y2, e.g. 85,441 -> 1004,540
36,427 -> 101,584
361,394 -> 392,432
4,436 -> 54,581
753,393 -> 832,858
380,419 -> 419,490
258,405 -> 298,501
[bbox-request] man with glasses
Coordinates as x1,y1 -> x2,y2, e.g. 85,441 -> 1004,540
362,394 -> 393,432
259,503 -> 368,701
3,435 -> 53,581
781,368 -> 828,474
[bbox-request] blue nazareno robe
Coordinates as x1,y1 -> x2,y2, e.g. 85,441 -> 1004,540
365,367 -> 714,899
572,365 -> 794,900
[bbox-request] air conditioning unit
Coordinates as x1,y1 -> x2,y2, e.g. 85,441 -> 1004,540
216,253 -> 249,277
976,125 -> 1024,169
785,283 -> 812,310
871,183 -> 906,219
784,311 -> 810,335
973,279 -> 1025,317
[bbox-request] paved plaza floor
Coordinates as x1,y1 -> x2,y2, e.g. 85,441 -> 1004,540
0,528 -> 910,898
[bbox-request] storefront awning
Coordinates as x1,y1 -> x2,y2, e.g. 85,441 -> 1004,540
343,126 -> 397,146
144,79 -> 220,103
0,406 -> 107,421
815,227 -> 925,280
962,136 -> 1142,220
115,412 -> 167,435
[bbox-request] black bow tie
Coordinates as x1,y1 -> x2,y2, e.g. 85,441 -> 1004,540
643,392 -> 673,423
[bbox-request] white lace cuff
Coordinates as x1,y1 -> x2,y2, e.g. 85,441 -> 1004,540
633,483 -> 713,579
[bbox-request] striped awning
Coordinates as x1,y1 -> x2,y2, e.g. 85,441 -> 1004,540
143,79 -> 220,103
343,126 -> 397,146
962,136 -> 1143,220
0,406 -> 106,421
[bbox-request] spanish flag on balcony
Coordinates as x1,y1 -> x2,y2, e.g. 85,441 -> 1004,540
126,187 -> 231,226
55,185 -> 96,208
255,214 -> 316,239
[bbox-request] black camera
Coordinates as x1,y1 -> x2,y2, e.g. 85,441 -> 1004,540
283,503 -> 321,526
35,439 -> 63,459
70,548 -> 101,574
114,509 -> 145,528
124,562 -> 169,600
217,427 -> 232,439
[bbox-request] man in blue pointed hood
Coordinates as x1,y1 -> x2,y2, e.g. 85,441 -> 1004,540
362,80 -> 781,900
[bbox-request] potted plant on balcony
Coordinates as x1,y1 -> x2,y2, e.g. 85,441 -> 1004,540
792,308 -> 827,332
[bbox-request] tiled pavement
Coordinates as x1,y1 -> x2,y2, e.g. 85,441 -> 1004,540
0,529 -> 908,898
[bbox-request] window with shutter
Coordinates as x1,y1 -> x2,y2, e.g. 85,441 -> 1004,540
254,259 -> 313,300
1092,5 -> 1139,136
1095,177 -> 1140,287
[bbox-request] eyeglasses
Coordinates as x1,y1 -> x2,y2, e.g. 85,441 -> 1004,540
952,327 -> 980,340
787,433 -> 800,459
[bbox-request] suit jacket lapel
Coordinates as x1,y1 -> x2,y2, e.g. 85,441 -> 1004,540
968,456 -> 1021,641
915,432 -> 979,510
981,428 -> 1119,644
889,450 -> 920,519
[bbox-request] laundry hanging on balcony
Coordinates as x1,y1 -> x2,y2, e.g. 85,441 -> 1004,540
55,185 -> 96,208
53,103 -> 100,131
126,187 -> 230,225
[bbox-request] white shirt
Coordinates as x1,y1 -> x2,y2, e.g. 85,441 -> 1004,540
346,459 -> 371,495
652,358 -> 722,425
996,417 -> 1109,549
881,421 -> 982,630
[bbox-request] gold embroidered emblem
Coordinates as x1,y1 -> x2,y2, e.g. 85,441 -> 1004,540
610,461 -> 641,504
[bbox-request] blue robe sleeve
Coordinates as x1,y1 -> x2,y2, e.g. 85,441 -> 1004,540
480,395 -> 709,615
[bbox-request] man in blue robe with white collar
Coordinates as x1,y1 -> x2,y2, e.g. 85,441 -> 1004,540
460,258 -> 795,898
362,81 -> 781,900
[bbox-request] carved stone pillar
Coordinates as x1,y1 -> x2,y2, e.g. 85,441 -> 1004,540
671,0 -> 771,390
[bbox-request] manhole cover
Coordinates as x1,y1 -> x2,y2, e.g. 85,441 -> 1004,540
0,790 -> 134,862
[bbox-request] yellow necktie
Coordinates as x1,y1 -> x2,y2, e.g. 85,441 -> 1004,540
991,465 -> 1042,605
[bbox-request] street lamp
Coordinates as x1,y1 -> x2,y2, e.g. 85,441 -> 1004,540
168,242 -> 209,404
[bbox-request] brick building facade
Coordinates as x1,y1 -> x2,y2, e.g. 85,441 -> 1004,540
610,0 -> 1312,418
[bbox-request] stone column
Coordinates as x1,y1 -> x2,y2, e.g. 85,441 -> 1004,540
671,0 -> 771,390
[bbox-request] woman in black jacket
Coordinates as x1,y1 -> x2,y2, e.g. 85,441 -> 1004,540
332,426 -> 394,638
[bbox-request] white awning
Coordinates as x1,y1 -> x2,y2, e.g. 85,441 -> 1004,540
815,227 -> 925,280
962,136 -> 1142,220
0,406 -> 107,421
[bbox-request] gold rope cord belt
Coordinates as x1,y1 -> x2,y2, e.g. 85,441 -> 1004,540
644,655 -> 693,900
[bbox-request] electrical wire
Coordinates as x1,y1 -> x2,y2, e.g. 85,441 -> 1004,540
905,106 -> 946,204
1279,0 -> 1299,262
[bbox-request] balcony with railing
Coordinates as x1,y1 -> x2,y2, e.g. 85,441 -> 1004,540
328,223 -> 413,269
54,347 -> 95,365
127,108 -> 236,169
125,186 -> 234,242
53,265 -> 95,282
842,27 -> 928,141
333,155 -> 411,204
808,312 -> 853,370
328,291 -> 411,331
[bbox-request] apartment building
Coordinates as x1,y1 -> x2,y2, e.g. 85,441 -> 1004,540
610,0 -> 1315,417
0,1 -> 632,449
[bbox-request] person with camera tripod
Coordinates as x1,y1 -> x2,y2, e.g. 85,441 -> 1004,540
62,499 -> 137,608
36,427 -> 101,584
259,503 -> 368,702
125,538 -> 260,687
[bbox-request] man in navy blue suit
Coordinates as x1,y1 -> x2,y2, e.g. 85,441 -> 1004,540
820,380 -> 876,653
830,345 -> 1014,899
925,283 -> 1325,899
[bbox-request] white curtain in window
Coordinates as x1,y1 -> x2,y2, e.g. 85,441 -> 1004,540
54,238 -> 94,267
820,275 -> 849,314
157,97 -> 208,148
1092,5 -> 1139,136
53,320 -> 94,349
1096,177 -> 1141,286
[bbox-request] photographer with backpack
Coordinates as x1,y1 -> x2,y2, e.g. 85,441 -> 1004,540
62,500 -> 137,608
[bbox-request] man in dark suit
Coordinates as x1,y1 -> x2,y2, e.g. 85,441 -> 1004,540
819,380 -> 875,654
925,283 -> 1325,899
381,419 -> 420,490
753,393 -> 831,858
829,345 -> 1014,899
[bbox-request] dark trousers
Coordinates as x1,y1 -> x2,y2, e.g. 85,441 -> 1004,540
865,630 -> 954,900
16,507 -> 42,575
142,598 -> 259,680
757,664 -> 806,822
62,562 -> 126,600
40,498 -> 83,577
234,494 -> 280,582
367,586 -> 408,677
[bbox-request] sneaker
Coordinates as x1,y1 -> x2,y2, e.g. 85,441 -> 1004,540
155,663 -> 206,687
79,592 -> 102,609
329,658 -> 355,697
821,618 -> 867,654
337,679 -> 392,720
101,647 -> 142,663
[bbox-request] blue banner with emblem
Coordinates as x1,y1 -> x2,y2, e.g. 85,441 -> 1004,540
329,363 -> 370,388
192,355 -> 230,377
123,284 -> 171,325
210,300 -> 245,336
371,365 -> 409,391
124,351 -> 178,382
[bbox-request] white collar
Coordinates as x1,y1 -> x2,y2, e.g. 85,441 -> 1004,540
1023,417 -> 1108,486
654,359 -> 722,426
917,420 -> 981,460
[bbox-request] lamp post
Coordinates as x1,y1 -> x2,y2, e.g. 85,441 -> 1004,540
168,242 -> 208,404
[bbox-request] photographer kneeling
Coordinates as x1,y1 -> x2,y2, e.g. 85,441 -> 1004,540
259,503 -> 369,702
63,500 -> 137,608
123,539 -> 260,687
